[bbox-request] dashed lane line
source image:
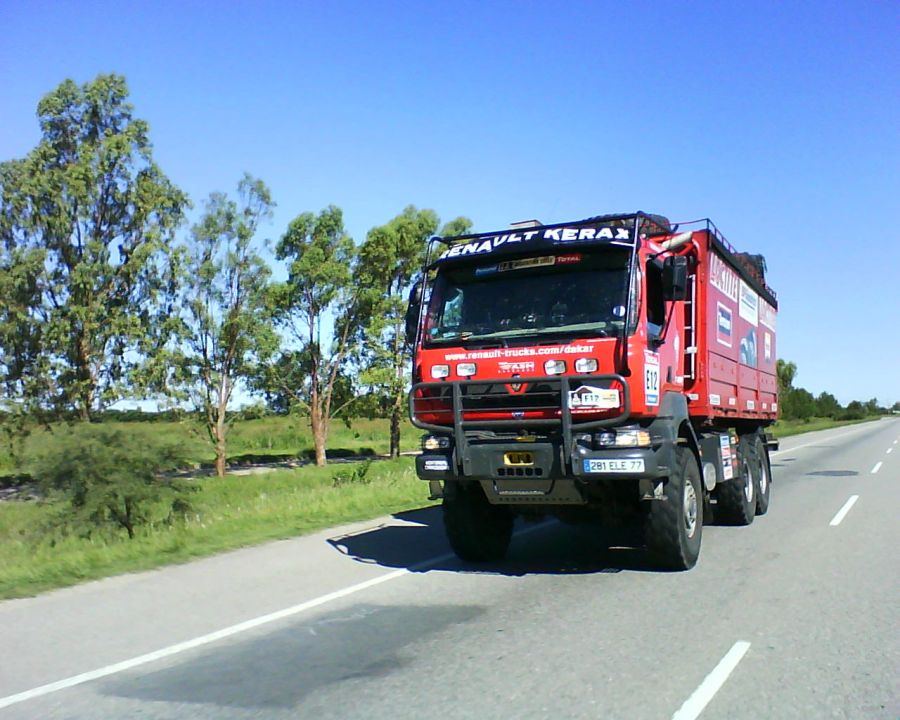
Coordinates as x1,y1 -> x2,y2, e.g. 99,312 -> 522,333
672,641 -> 752,720
829,495 -> 860,527
871,461 -> 883,474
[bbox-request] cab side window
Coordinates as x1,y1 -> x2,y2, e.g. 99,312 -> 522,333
645,260 -> 665,336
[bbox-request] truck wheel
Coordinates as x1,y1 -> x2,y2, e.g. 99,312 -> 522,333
442,483 -> 513,562
645,446 -> 703,570
754,435 -> 771,516
715,437 -> 756,525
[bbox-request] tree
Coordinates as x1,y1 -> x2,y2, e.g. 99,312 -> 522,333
0,74 -> 188,420
814,391 -> 842,418
170,175 -> 276,477
439,216 -> 474,238
776,358 -> 796,398
358,206 -> 439,457
266,206 -> 357,466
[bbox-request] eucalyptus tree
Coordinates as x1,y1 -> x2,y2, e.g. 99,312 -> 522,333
264,206 -> 358,466
171,175 -> 277,477
0,74 -> 188,420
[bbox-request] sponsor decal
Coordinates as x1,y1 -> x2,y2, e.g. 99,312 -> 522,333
498,361 -> 536,374
759,301 -> 776,331
474,264 -> 498,277
444,344 -> 592,361
716,303 -> 733,348
554,253 -> 582,264
709,253 -> 739,301
498,256 -> 555,272
739,328 -> 758,367
424,459 -> 449,471
739,280 -> 759,326
644,350 -> 660,406
764,331 -> 772,362
438,226 -> 630,259
568,385 -> 620,410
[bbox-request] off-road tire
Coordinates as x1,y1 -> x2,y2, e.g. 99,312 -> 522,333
715,436 -> 756,525
754,434 -> 771,515
443,483 -> 514,562
645,446 -> 703,570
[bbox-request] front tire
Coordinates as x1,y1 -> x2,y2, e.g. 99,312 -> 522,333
443,483 -> 514,562
645,446 -> 703,570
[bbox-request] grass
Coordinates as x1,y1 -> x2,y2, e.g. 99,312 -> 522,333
0,457 -> 431,600
770,416 -> 880,438
0,416 -> 422,476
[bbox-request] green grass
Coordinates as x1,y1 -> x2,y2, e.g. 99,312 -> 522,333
771,416 -> 880,438
0,457 -> 432,600
0,416 -> 422,475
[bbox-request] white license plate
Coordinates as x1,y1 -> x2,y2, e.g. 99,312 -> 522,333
583,458 -> 645,473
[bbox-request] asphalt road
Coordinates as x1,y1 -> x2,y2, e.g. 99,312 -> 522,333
1,419 -> 897,719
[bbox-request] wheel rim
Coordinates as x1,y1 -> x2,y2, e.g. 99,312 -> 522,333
683,480 -> 698,538
742,460 -> 754,504
758,458 -> 768,496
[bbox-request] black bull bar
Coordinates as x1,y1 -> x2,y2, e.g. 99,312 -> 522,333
409,374 -> 631,464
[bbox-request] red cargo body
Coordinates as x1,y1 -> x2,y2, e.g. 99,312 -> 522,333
684,229 -> 778,424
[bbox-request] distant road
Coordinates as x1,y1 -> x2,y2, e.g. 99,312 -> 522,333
1,419 -> 897,719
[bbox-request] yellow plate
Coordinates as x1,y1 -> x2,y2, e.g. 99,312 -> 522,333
504,451 -> 534,466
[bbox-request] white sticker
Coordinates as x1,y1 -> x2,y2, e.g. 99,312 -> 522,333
723,463 -> 734,480
710,394 -> 721,406
568,385 -> 620,409
772,402 -> 778,412
739,280 -> 759,326
747,400 -> 756,410
424,459 -> 449,471
729,397 -> 737,406
644,351 -> 660,406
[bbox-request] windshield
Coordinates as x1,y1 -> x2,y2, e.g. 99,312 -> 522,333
424,249 -> 630,344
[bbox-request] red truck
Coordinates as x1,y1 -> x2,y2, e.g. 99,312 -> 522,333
407,212 -> 778,569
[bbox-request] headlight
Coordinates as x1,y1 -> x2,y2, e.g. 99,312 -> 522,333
431,364 -> 450,379
574,357 -> 598,373
457,362 -> 477,377
593,430 -> 651,448
544,359 -> 566,375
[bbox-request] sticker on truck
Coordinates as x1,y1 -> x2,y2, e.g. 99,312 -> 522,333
568,385 -> 619,409
644,351 -> 660,406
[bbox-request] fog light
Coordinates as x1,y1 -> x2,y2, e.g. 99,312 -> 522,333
431,364 -> 450,379
422,435 -> 451,451
544,359 -> 566,375
457,362 -> 477,377
574,357 -> 598,373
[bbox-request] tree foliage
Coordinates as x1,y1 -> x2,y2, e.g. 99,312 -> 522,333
264,205 -> 357,466
0,74 -> 188,420
357,206 -> 439,456
28,425 -> 192,539
169,175 -> 277,476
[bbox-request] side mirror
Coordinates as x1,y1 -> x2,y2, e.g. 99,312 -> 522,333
404,281 -> 423,344
662,256 -> 689,301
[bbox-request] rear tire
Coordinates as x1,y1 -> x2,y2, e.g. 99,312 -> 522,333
754,435 -> 771,516
443,483 -> 513,562
715,436 -> 756,525
645,446 -> 703,570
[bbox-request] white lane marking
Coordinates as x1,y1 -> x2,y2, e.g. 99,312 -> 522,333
0,522 -> 552,710
887,448 -> 893,454
770,423 -> 877,457
871,462 -> 883,474
672,641 -> 751,720
829,495 -> 860,526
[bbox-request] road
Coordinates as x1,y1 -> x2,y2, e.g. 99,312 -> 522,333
1,419 -> 897,719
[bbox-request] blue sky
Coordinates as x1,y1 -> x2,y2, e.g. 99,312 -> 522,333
1,1 -> 898,405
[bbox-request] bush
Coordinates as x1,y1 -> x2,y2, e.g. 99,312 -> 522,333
27,426 -> 194,539
332,460 -> 373,488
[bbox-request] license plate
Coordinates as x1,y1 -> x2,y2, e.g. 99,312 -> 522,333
504,452 -> 534,466
583,458 -> 645,473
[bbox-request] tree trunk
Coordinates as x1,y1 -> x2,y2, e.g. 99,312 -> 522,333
390,389 -> 402,459
310,401 -> 327,467
214,413 -> 227,477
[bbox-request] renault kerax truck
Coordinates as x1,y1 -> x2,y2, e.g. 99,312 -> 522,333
407,212 -> 777,569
